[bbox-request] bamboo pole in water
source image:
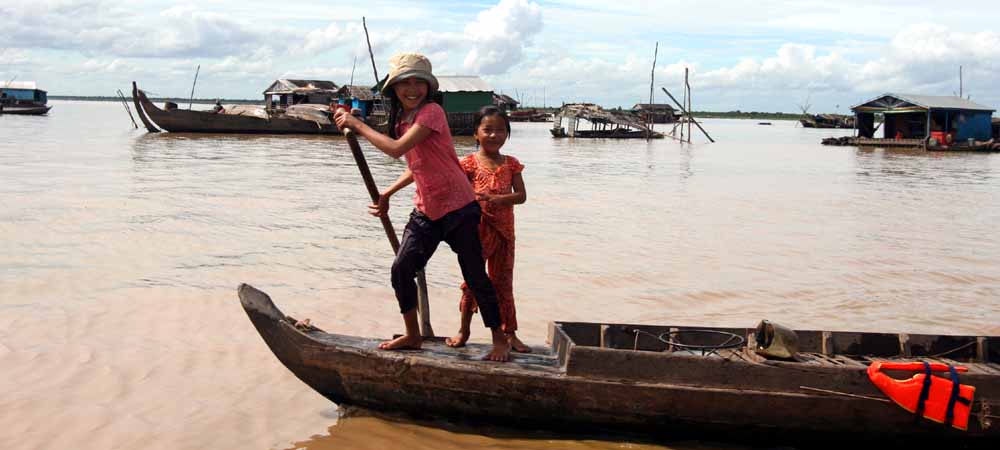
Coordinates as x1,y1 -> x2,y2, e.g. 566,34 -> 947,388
661,87 -> 715,143
117,89 -> 138,129
647,42 -> 658,141
342,128 -> 434,337
685,68 -> 692,143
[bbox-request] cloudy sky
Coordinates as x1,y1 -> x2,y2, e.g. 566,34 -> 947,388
2,0 -> 998,113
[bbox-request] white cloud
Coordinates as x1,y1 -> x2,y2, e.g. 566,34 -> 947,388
463,0 -> 543,75
299,22 -> 366,56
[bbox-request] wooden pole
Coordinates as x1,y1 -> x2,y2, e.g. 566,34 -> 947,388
681,69 -> 687,142
363,18 -> 379,83
342,129 -> 434,337
188,65 -> 200,110
647,42 -> 658,141
685,68 -> 692,143
661,87 -> 715,143
117,89 -> 138,129
350,55 -> 357,87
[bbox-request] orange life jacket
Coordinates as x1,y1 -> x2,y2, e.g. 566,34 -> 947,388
867,361 -> 975,430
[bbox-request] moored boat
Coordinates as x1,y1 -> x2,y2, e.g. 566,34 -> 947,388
237,283 -> 999,443
1,81 -> 51,115
131,82 -> 342,135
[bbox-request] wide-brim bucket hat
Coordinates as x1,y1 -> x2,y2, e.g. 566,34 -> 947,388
380,53 -> 439,96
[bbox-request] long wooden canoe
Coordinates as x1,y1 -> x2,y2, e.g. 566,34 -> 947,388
237,284 -> 999,443
131,82 -> 341,135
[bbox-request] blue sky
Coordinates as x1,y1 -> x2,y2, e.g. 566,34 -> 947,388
2,0 -> 998,113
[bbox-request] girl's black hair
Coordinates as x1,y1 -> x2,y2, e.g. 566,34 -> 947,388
473,105 -> 511,140
385,80 -> 443,139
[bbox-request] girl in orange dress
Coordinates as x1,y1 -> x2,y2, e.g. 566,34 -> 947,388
445,106 -> 530,352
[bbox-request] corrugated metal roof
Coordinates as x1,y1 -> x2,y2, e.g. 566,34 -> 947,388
337,85 -> 377,101
2,81 -> 38,90
437,76 -> 492,92
632,103 -> 675,111
852,93 -> 994,112
264,79 -> 338,94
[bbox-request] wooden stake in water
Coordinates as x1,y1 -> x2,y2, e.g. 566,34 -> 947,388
647,42 -> 658,141
342,128 -> 434,337
661,87 -> 715,143
117,89 -> 138,129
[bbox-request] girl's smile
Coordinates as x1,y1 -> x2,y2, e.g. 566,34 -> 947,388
476,115 -> 509,154
393,78 -> 429,112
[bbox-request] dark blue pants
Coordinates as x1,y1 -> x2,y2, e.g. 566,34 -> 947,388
391,201 -> 501,328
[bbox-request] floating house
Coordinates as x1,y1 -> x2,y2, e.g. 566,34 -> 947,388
631,103 -> 679,124
851,94 -> 995,147
0,81 -> 51,115
993,118 -> 1000,139
263,79 -> 339,109
336,85 -> 379,118
1,81 -> 48,104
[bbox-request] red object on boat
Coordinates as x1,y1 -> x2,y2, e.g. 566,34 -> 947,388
931,131 -> 947,144
867,361 -> 975,431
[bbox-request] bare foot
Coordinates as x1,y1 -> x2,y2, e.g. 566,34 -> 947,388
445,330 -> 470,348
508,334 -> 532,353
484,328 -> 511,362
378,334 -> 422,350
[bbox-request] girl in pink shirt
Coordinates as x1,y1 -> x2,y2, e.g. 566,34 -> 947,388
334,53 -> 510,362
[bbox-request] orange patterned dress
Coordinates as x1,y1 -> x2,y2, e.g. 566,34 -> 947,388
458,153 -> 523,332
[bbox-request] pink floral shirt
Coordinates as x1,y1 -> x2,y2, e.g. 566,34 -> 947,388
396,103 -> 474,220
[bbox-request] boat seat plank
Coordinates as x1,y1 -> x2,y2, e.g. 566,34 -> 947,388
307,331 -> 565,374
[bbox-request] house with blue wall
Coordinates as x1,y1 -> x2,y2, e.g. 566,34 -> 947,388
852,94 -> 994,143
1,81 -> 48,104
336,85 -> 378,118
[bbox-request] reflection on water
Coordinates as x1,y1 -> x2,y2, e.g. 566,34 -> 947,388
1,102 -> 998,450
286,408 -> 744,450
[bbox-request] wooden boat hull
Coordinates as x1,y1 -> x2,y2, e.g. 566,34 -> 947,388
238,284 -> 999,442
132,83 -> 341,135
0,105 -> 51,115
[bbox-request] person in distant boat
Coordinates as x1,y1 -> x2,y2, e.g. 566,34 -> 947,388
333,53 -> 511,362
446,106 -> 530,353
213,100 -> 225,114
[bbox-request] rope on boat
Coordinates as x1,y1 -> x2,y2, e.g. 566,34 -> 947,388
799,386 -> 890,402
630,328 -> 745,357
926,340 -> 977,358
659,329 -> 746,357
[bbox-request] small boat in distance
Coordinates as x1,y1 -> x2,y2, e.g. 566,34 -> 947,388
237,283 -> 999,444
0,81 -> 52,115
799,114 -> 854,129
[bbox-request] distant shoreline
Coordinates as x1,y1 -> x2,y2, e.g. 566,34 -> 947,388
49,96 -> 814,119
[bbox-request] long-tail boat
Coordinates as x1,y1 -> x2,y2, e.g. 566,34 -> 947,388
131,82 -> 341,135
237,284 -> 999,443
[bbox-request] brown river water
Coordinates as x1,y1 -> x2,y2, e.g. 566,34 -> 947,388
1,101 -> 999,449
